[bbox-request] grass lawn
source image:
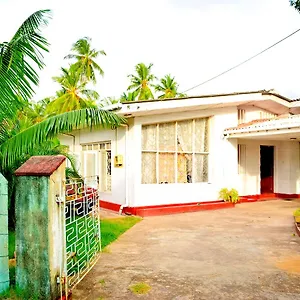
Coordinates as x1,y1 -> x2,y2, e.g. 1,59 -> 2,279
3,215 -> 141,299
101,217 -> 141,248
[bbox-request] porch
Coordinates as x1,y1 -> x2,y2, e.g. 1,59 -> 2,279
224,115 -> 300,198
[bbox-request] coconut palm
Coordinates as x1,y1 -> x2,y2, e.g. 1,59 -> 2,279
46,67 -> 99,114
290,0 -> 300,12
99,97 -> 120,108
64,37 -> 106,84
155,74 -> 186,99
0,10 -> 125,172
120,90 -> 139,102
127,63 -> 156,100
24,97 -> 53,124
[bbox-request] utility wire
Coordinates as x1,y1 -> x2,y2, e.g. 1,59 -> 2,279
183,28 -> 300,93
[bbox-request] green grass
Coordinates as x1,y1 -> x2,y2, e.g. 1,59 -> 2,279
294,208 -> 300,217
129,282 -> 151,295
101,217 -> 141,249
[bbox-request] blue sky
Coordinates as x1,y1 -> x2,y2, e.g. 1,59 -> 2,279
1,0 -> 300,100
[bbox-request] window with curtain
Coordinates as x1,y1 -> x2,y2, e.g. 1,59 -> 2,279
141,118 -> 209,184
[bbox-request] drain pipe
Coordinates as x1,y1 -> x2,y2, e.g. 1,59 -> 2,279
119,124 -> 129,215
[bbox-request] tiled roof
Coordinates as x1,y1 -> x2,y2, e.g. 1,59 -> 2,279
15,155 -> 66,176
224,115 -> 289,132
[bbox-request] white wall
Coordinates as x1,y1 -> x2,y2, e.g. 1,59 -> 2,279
128,107 -> 239,207
60,128 -> 127,205
238,105 -> 277,123
237,139 -> 300,195
60,108 -> 300,207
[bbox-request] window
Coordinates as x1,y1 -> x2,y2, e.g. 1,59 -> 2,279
141,118 -> 209,184
238,109 -> 245,124
259,111 -> 277,119
82,142 -> 111,192
238,144 -> 246,175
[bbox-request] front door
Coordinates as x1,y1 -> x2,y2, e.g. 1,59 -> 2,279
260,146 -> 274,194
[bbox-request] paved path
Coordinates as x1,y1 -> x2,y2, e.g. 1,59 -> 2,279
73,200 -> 300,300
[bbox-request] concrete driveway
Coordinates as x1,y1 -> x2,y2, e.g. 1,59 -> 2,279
73,200 -> 300,300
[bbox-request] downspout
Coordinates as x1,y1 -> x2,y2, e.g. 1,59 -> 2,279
119,124 -> 129,214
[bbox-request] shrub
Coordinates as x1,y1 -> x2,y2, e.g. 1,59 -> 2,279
219,188 -> 239,203
293,209 -> 300,217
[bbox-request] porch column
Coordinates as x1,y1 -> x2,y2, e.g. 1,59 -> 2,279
15,156 -> 66,299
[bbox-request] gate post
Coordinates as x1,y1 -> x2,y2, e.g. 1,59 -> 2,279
0,173 -> 9,292
15,156 -> 66,299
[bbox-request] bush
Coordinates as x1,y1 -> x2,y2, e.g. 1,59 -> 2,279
293,209 -> 300,217
219,188 -> 239,203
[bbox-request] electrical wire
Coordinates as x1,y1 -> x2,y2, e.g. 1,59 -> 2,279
183,28 -> 300,93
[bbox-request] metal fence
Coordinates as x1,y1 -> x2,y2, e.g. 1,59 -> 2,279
59,176 -> 101,298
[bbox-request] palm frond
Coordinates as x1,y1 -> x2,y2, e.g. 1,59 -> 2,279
0,108 -> 126,169
0,9 -> 51,119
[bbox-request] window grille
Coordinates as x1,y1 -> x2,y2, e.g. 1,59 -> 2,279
141,118 -> 209,184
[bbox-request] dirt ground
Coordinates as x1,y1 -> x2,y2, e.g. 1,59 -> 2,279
73,200 -> 300,300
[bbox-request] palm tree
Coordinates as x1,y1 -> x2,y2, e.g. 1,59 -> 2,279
290,0 -> 300,12
155,74 -> 186,99
120,90 -> 139,102
99,97 -> 120,108
0,10 -> 125,172
24,97 -> 53,124
64,37 -> 106,84
127,63 -> 156,100
46,67 -> 99,114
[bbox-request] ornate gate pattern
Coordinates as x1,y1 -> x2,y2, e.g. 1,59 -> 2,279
59,176 -> 101,298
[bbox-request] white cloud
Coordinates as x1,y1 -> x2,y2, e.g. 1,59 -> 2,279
1,0 -> 300,100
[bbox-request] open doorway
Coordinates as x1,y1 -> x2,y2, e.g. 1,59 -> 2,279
260,146 -> 274,194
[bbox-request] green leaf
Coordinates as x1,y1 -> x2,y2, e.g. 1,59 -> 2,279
0,108 -> 126,171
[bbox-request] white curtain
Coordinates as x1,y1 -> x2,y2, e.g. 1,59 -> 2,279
195,119 -> 209,182
195,118 -> 208,152
177,121 -> 193,183
142,125 -> 157,151
142,152 -> 156,184
158,123 -> 176,183
142,125 -> 157,183
159,122 -> 176,151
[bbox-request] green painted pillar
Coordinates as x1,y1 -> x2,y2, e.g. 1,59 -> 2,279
15,156 -> 66,300
0,173 -> 9,293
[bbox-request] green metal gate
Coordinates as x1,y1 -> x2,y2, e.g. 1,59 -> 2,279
58,176 -> 101,298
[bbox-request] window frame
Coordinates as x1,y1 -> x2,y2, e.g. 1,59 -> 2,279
81,141 -> 112,192
238,109 -> 245,124
141,118 -> 209,184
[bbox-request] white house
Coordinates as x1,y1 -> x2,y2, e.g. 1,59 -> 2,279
60,89 -> 300,216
